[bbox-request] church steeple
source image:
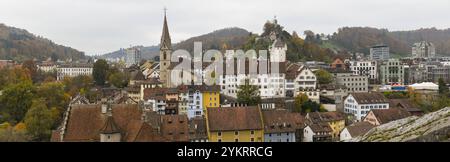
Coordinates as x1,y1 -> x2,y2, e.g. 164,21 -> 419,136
160,8 -> 172,50
159,7 -> 172,87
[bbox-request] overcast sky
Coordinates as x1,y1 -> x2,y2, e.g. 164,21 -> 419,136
1,0 -> 450,55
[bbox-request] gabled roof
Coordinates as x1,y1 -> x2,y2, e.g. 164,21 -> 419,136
188,117 -> 207,140
389,99 -> 422,112
262,109 -> 304,133
308,122 -> 332,133
160,115 -> 190,142
370,108 -> 412,124
307,111 -> 345,123
207,106 -> 263,131
99,116 -> 120,134
285,62 -> 303,80
131,70 -> 146,81
345,122 -> 374,137
63,104 -> 143,142
123,120 -> 169,142
349,92 -> 389,104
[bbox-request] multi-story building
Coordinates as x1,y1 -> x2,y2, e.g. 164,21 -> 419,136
344,92 -> 390,121
379,59 -> 405,85
305,112 -> 345,140
370,44 -> 390,60
285,63 -> 317,98
206,106 -> 264,142
333,71 -> 369,93
404,64 -> 428,85
164,18 -> 287,99
348,60 -> 377,83
303,123 -> 332,142
125,47 -> 141,67
363,108 -> 411,126
412,41 -> 436,58
201,85 -> 220,111
187,85 -> 203,119
37,60 -> 57,73
427,64 -> 450,83
262,109 -> 303,142
56,63 -> 93,81
143,88 -> 167,115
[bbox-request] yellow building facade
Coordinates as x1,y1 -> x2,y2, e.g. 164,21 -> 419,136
206,106 -> 264,142
202,91 -> 220,110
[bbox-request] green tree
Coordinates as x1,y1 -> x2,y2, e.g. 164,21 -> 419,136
0,67 -> 31,89
22,60 -> 38,83
237,79 -> 261,106
24,99 -> 55,141
301,100 -> 326,114
93,59 -> 109,86
63,75 -> 94,96
438,78 -> 448,95
0,123 -> 31,142
314,69 -> 333,84
108,71 -> 129,88
36,82 -> 70,126
293,93 -> 309,113
0,81 -> 35,123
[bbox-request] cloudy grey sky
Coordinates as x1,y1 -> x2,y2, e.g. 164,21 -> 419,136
1,0 -> 449,55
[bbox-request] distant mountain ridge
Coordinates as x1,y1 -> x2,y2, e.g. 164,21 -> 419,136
100,27 -> 250,60
0,23 -> 86,62
329,27 -> 450,56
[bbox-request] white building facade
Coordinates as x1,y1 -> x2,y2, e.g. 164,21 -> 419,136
348,61 -> 378,82
56,64 -> 93,81
343,93 -> 389,121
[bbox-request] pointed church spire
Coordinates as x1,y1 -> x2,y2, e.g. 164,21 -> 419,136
160,7 -> 172,50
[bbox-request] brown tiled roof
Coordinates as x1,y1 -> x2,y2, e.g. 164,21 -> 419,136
262,109 -> 303,133
307,111 -> 345,123
389,99 -> 422,112
131,70 -> 146,81
308,122 -> 332,133
123,120 -> 169,142
63,105 -> 104,142
370,108 -> 412,124
349,92 -> 389,104
143,88 -> 168,101
110,104 -> 143,130
285,62 -> 302,80
160,115 -> 190,142
99,116 -> 120,134
63,104 -> 143,142
207,106 -> 263,131
189,117 -> 207,140
345,122 -> 375,137
50,130 -> 61,142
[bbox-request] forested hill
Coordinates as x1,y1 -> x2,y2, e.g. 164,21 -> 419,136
329,27 -> 450,56
0,23 -> 86,62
